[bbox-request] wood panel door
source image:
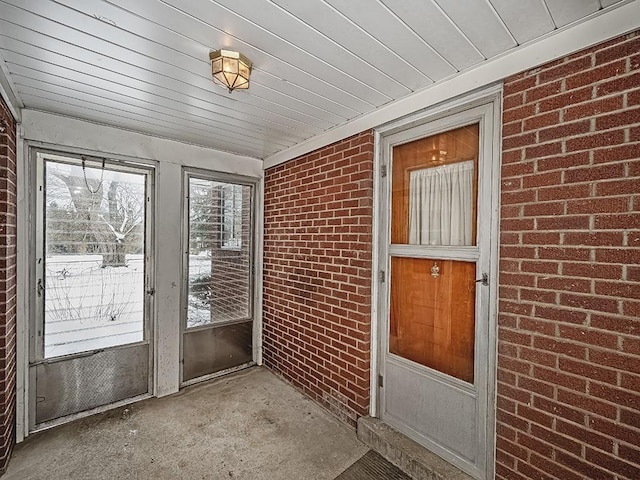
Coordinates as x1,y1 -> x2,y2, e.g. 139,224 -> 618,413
378,104 -> 496,479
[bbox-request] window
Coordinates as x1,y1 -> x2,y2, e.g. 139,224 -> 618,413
186,177 -> 251,328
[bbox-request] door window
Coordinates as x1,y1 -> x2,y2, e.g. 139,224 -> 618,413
388,123 -> 479,384
186,178 -> 252,328
42,158 -> 147,358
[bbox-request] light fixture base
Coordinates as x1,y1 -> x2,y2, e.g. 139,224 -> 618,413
210,49 -> 252,93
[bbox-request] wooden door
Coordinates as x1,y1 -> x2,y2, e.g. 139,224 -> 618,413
379,108 -> 494,479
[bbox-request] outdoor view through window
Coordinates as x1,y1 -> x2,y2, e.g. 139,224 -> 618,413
43,159 -> 146,358
187,178 -> 251,328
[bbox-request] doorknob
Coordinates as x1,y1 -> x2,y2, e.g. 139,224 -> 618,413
476,273 -> 489,286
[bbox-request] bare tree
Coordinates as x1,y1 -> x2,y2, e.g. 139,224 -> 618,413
47,165 -> 144,267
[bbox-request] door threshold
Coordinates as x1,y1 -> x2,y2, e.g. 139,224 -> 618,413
357,417 -> 476,480
180,361 -> 255,388
29,393 -> 153,437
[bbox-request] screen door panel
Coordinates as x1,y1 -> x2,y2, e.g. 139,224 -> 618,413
31,153 -> 153,429
382,117 -> 490,477
182,173 -> 254,384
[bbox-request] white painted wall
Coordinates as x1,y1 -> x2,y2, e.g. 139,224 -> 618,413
17,110 -> 263,434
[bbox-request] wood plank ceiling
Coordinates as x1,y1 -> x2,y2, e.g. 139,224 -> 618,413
0,0 -> 628,159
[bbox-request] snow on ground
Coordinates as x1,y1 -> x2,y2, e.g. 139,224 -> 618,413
186,253 -> 213,328
44,254 -> 215,358
45,255 -> 144,357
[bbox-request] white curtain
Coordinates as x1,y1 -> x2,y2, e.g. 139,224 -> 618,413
409,160 -> 474,246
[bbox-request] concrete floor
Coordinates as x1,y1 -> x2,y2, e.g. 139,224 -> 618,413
5,367 -> 368,480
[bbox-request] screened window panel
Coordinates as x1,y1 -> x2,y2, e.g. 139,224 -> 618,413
187,178 -> 251,328
43,160 -> 146,358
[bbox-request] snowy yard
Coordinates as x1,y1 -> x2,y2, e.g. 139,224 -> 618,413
44,255 -> 145,357
44,254 -> 232,358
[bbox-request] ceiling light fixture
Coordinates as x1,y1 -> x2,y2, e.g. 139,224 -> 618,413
210,49 -> 252,93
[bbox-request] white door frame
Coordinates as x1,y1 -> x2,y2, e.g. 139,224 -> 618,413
369,85 -> 502,479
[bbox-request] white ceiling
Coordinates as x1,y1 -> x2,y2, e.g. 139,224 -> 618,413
0,0 -> 633,160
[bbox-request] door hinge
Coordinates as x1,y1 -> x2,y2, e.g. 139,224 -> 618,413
379,270 -> 385,283
378,374 -> 383,388
381,164 -> 387,177
476,273 -> 489,287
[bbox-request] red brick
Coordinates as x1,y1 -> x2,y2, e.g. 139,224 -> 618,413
558,325 -> 618,349
536,152 -> 590,172
538,120 -> 591,143
524,141 -> 562,159
565,59 -> 627,90
591,314 -> 639,335
503,131 -> 536,150
586,447 -> 640,480
535,215 -> 590,230
538,56 -> 593,84
589,350 -> 640,376
525,81 -> 562,103
560,292 -> 619,313
595,35 -> 640,65
563,162 -> 626,183
503,92 -> 524,110
555,451 -> 615,480
504,74 -> 537,97
520,260 -> 560,275
537,247 -> 591,261
537,183 -> 590,201
530,424 -> 582,457
619,444 -> 640,465
596,72 -> 640,97
595,177 -> 640,196
565,129 -> 626,152
563,95 -> 624,121
503,103 -> 536,123
593,143 -> 640,163
596,247 -> 640,263
596,106 -> 640,130
557,389 -> 617,419
532,336 -> 586,360
534,305 -> 587,325
555,419 -> 615,454
532,396 -> 585,425
522,171 -> 563,189
523,111 -> 561,132
567,197 -> 629,215
536,276 -> 591,293
562,263 -> 622,279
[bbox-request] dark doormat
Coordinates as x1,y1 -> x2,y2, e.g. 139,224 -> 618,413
335,450 -> 411,479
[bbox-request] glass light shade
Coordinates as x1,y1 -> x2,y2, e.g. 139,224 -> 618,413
210,50 -> 252,92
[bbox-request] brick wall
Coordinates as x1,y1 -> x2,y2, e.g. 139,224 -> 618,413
0,95 -> 17,472
263,132 -> 374,426
497,31 -> 640,480
208,185 -> 252,322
